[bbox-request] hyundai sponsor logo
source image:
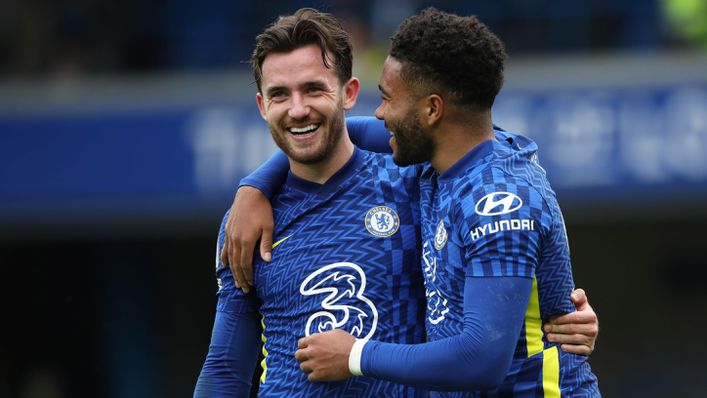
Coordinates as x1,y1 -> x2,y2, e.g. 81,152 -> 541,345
470,219 -> 535,241
475,192 -> 523,216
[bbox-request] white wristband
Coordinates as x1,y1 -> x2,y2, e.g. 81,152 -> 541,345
348,338 -> 368,376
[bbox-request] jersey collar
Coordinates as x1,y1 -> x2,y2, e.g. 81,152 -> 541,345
438,139 -> 497,181
284,146 -> 364,195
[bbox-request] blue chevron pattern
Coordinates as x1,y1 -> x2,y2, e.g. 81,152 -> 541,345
250,149 -> 427,397
417,131 -> 599,397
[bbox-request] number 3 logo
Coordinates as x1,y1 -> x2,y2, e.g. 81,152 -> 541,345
299,262 -> 379,339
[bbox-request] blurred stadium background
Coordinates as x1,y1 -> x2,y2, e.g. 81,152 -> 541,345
1,0 -> 707,397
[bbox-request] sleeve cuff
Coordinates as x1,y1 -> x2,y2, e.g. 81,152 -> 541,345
237,182 -> 272,200
348,338 -> 368,376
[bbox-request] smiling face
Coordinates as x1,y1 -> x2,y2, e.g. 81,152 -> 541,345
256,44 -> 358,167
374,56 -> 435,167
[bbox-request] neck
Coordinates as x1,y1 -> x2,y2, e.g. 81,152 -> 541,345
289,129 -> 355,184
429,110 -> 494,174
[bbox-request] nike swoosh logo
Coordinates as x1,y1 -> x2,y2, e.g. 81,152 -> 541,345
272,235 -> 292,249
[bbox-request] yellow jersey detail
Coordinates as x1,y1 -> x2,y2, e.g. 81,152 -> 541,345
525,276 -> 544,357
260,313 -> 268,384
272,235 -> 292,250
542,345 -> 561,398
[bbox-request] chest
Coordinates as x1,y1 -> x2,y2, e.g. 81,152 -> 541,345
259,194 -> 400,280
252,186 -> 417,337
420,183 -> 467,274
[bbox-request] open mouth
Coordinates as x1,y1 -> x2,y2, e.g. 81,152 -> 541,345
288,124 -> 320,135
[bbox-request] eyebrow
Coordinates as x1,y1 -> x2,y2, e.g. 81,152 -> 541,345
304,81 -> 327,90
265,80 -> 329,97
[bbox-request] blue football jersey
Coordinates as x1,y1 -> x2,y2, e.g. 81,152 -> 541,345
418,132 -> 599,397
230,148 -> 427,397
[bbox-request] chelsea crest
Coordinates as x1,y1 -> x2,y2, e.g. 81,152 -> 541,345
434,219 -> 448,250
365,206 -> 400,238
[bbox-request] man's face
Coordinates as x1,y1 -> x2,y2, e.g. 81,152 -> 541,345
374,57 -> 435,167
256,44 -> 357,165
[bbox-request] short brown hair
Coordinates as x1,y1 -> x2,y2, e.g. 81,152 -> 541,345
251,8 -> 353,91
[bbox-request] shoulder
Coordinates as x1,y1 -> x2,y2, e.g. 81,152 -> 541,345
466,162 -> 551,215
449,161 -> 553,236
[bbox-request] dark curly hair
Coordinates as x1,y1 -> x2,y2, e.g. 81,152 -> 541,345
390,7 -> 506,109
251,8 -> 353,91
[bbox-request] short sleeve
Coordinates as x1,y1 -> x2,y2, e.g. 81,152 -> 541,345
457,168 -> 552,278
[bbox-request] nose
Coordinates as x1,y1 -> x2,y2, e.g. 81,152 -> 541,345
288,92 -> 310,119
374,103 -> 384,120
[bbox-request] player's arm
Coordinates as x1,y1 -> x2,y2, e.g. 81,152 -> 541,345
194,296 -> 262,398
345,116 -> 392,153
194,211 -> 262,397
493,130 -> 600,355
295,286 -> 599,387
297,275 -> 531,390
222,116 -> 391,292
221,185 -> 276,293
544,288 -> 599,355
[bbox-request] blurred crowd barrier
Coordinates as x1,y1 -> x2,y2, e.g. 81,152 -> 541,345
2,52 -> 706,228
2,0 -> 687,76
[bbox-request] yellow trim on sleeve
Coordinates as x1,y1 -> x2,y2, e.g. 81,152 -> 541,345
524,277 -> 562,396
542,346 -> 561,398
259,313 -> 268,384
525,276 -> 544,357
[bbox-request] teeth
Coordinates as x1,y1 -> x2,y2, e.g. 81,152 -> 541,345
289,124 -> 318,134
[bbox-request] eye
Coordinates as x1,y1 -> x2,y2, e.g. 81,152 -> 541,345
269,90 -> 287,102
306,84 -> 326,95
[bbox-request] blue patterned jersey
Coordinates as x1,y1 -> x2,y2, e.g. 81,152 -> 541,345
229,147 -> 427,397
419,132 -> 599,397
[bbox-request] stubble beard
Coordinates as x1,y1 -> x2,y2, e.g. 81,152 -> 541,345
268,108 -> 346,165
391,108 -> 435,167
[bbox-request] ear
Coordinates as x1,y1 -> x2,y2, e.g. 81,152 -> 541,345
342,77 -> 360,111
256,92 -> 267,121
424,94 -> 443,126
